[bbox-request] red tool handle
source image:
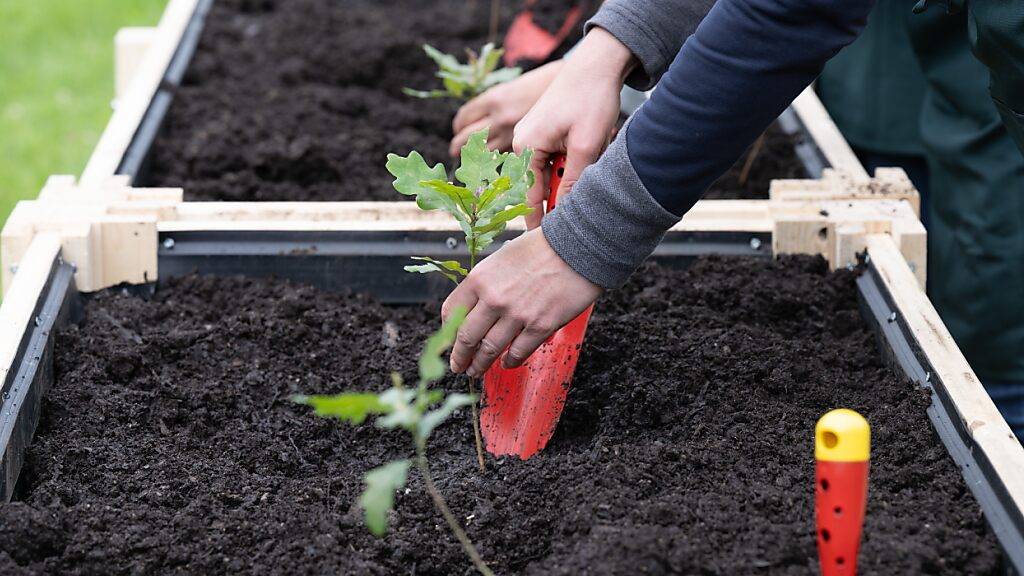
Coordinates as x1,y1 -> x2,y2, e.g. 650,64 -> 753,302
546,155 -> 567,212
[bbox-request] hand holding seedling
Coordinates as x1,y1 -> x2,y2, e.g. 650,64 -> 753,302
450,60 -> 565,157
404,43 -> 522,101
512,27 -> 635,228
443,227 -> 601,377
387,127 -> 537,469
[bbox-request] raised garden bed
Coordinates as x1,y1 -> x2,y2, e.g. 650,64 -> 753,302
83,0 -> 861,200
0,252 -> 1008,574
0,178 -> 1022,571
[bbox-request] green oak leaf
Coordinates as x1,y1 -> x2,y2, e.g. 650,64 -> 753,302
421,180 -> 476,215
455,129 -> 503,192
401,88 -> 449,99
417,393 -> 477,442
405,43 -> 520,101
404,257 -> 468,285
385,152 -> 452,212
375,387 -> 419,430
359,459 -> 411,536
423,44 -> 461,71
475,204 -> 533,235
292,393 -> 389,425
419,307 -> 467,384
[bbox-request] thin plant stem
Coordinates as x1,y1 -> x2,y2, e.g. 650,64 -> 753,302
467,376 -> 486,471
738,133 -> 766,186
416,444 -> 495,576
489,0 -> 501,44
466,236 -> 485,472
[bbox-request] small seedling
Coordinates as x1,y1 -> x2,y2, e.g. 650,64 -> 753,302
386,128 -> 534,470
294,309 -> 495,576
404,43 -> 521,100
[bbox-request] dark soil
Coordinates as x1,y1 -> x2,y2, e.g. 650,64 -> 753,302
2,257 -> 1000,575
704,124 -> 807,199
144,0 -> 520,202
143,0 -> 801,202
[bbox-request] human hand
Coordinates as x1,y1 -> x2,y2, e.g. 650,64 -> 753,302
449,60 -> 565,157
512,27 -> 636,229
442,227 -> 603,378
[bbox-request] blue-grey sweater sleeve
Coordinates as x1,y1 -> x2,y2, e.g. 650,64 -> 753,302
542,0 -> 872,289
585,0 -> 716,90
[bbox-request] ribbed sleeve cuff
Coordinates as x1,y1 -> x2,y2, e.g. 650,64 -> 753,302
541,120 -> 681,289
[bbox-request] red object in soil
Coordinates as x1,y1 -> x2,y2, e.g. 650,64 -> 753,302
503,1 -> 585,66
481,156 -> 595,459
815,410 -> 870,576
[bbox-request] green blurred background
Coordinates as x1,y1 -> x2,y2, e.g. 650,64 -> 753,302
0,0 -> 167,227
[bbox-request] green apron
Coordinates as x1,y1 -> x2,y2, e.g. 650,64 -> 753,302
817,1 -> 928,156
907,6 -> 1024,383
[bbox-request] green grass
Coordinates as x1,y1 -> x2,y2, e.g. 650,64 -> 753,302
0,0 -> 168,227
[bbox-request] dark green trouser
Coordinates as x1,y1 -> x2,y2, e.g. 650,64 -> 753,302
907,7 -> 1024,385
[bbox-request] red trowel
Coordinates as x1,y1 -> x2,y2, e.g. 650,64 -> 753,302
502,1 -> 587,67
481,156 -> 595,459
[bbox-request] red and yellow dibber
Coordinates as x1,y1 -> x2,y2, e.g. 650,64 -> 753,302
815,409 -> 870,576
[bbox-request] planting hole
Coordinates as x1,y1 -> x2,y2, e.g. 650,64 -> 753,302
818,227 -> 828,240
556,166 -> 565,177
821,529 -> 831,542
820,478 -> 830,491
833,506 -> 842,516
836,556 -> 845,566
823,430 -> 838,449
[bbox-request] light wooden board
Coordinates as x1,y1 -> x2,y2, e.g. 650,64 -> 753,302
865,234 -> 1024,515
0,234 -> 62,387
792,86 -> 869,181
81,0 -> 199,187
114,27 -> 158,101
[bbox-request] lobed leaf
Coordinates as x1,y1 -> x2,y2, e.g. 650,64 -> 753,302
419,307 -> 467,384
455,129 -> 504,193
421,180 -> 476,215
417,393 -> 477,442
474,204 -> 534,235
386,152 -> 449,207
292,393 -> 389,425
360,459 -> 411,536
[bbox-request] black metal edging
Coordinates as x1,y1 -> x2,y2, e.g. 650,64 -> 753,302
0,256 -> 79,503
857,261 -> 1024,574
777,106 -> 830,179
116,0 -> 214,183
156,229 -> 772,304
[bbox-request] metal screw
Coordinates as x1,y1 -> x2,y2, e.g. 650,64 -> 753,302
887,312 -> 897,323
925,372 -> 932,383
162,237 -> 175,250
445,237 -> 458,250
8,264 -> 17,275
864,254 -> 872,265
33,316 -> 42,327
749,237 -> 762,251
70,262 -> 78,272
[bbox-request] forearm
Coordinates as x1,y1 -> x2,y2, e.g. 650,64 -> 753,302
586,0 -> 716,90
543,0 -> 873,289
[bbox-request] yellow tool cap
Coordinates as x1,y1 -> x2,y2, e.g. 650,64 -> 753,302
815,409 -> 870,462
